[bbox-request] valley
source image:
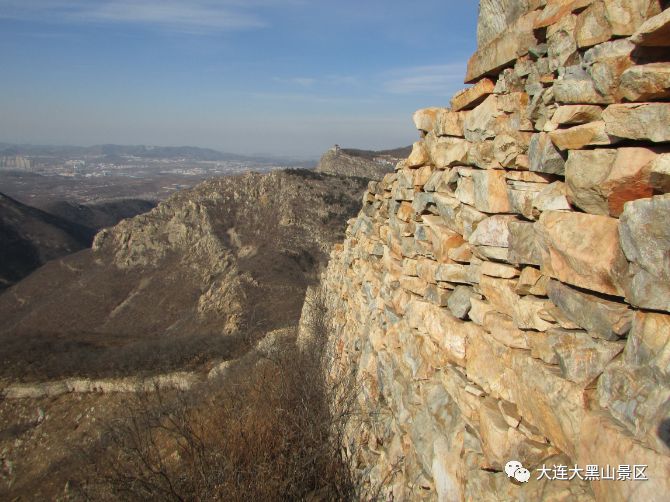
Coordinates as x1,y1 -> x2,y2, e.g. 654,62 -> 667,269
0,156 -> 373,500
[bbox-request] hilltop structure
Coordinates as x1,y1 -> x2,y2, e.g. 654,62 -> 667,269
315,146 -> 400,180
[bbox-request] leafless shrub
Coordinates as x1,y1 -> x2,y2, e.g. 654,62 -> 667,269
74,291 -> 367,501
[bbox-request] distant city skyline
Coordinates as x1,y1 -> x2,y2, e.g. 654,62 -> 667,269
0,1 -> 478,158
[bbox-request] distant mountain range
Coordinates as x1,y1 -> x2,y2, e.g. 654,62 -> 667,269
0,143 -> 294,164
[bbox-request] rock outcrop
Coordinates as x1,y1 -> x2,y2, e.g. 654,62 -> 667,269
0,170 -> 368,382
315,146 -> 405,180
308,2 -> 670,500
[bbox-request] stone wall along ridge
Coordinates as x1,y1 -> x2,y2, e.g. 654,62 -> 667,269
315,1 -> 670,500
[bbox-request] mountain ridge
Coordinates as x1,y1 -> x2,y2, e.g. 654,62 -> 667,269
0,142 -> 291,163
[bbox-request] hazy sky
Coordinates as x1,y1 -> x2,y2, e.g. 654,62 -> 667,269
0,1 -> 478,158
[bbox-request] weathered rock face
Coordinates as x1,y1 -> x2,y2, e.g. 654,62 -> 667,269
314,146 -> 402,180
0,170 -> 369,381
305,1 -> 670,500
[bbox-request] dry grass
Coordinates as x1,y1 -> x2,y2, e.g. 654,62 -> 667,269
73,296 -> 363,502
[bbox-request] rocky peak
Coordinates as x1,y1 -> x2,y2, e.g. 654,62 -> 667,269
0,169 -> 369,381
314,145 -> 404,180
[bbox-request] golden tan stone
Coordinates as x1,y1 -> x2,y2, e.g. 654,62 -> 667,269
534,0 -> 595,29
631,5 -> 670,46
396,201 -> 414,222
434,109 -> 466,137
479,398 -> 558,471
566,147 -> 658,217
549,104 -> 604,127
575,0 -> 612,48
407,140 -> 430,168
604,0 -> 662,37
549,121 -> 618,150
578,412 -> 670,502
412,107 -> 440,133
536,211 -> 628,296
483,312 -> 530,349
603,103 -> 670,143
620,62 -> 670,101
450,78 -> 496,112
465,11 -> 539,83
516,267 -> 549,296
472,169 -> 512,213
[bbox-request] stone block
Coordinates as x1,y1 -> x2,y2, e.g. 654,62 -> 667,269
536,211 -> 628,296
466,11 -> 539,83
430,137 -> 472,168
620,63 -> 670,101
549,121 -> 619,150
493,134 -> 523,168
435,109 -> 466,137
578,412 -> 670,502
407,140 -> 430,167
603,0 -> 662,36
553,66 -> 612,104
481,262 -> 520,279
516,267 -> 549,296
631,6 -> 670,46
547,279 -> 633,340
480,275 -> 556,331
565,147 -> 658,217
619,194 -> 670,311
451,78 -> 496,111
455,175 -> 476,207
469,214 -> 517,247
483,311 -> 530,350
584,39 -> 635,101
547,14 -> 579,70
650,153 -> 670,193
447,285 -> 475,319
463,95 -> 502,143
575,0 -> 613,48
479,398 -> 557,471
529,133 -> 565,175
508,220 -> 542,266
472,169 -> 512,213
549,105 -> 604,127
553,330 -> 624,384
534,0 -> 595,29
413,107 -> 440,134
603,103 -> 670,143
532,181 -> 572,215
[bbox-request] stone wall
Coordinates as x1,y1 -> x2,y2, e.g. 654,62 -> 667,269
315,1 -> 670,500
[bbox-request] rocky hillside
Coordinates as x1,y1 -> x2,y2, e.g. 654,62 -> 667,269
315,146 -> 407,180
38,198 -> 156,233
0,193 -> 91,290
306,2 -> 670,501
0,170 -> 368,381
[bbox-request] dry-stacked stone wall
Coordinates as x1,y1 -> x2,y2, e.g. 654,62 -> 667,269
318,1 -> 670,500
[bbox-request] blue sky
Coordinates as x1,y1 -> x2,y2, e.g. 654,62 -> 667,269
0,1 -> 478,158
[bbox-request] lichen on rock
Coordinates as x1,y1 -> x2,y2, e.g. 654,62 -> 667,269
305,1 -> 670,500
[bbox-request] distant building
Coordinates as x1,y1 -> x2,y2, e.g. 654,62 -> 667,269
0,155 -> 31,169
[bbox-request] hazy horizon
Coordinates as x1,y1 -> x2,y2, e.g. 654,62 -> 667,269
0,1 -> 478,157
0,139 -> 406,162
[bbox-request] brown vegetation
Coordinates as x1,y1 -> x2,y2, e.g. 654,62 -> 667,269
71,296 -> 363,501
